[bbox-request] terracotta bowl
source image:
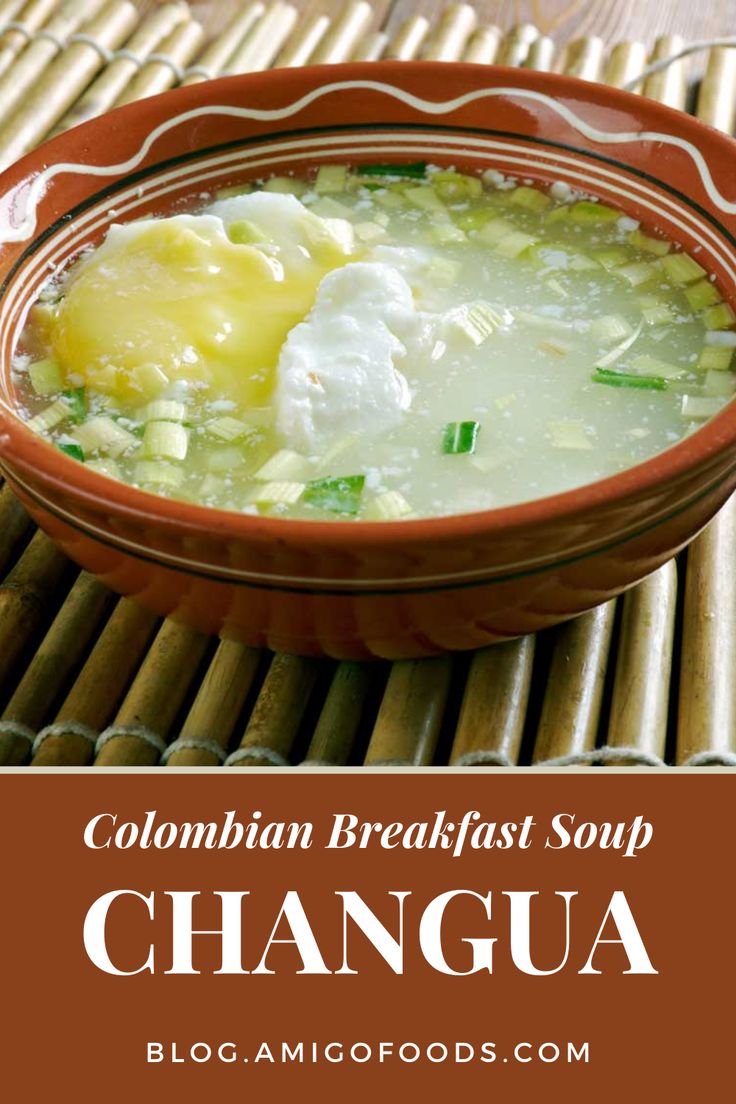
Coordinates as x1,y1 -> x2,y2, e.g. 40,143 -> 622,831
1,61 -> 736,659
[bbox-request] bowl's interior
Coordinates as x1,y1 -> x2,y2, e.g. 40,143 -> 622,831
2,61 -> 736,539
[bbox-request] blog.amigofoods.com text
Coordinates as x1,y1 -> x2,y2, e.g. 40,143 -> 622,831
146,1040 -> 591,1066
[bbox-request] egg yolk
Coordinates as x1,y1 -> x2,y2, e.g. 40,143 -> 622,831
51,205 -> 356,410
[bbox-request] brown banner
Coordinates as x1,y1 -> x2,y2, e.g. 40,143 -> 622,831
0,773 -> 732,1100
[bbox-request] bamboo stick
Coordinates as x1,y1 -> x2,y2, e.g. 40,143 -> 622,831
0,0 -> 107,127
310,0 -> 372,65
165,639 -> 260,766
351,30 -> 387,62
677,503 -> 736,763
275,11 -> 329,68
113,15 -> 204,105
523,34 -> 555,71
0,484 -> 33,575
0,0 -> 27,27
422,3 -> 476,62
643,35 -> 687,108
222,0 -> 297,74
696,46 -> 736,135
364,657 -> 452,766
0,572 -> 112,741
532,603 -> 616,764
450,639 -> 535,765
0,531 -> 71,696
606,562 -> 677,763
384,14 -> 428,62
0,0 -> 60,80
0,0 -> 138,171
463,25 -> 502,65
227,653 -> 320,767
303,661 -> 379,765
604,41 -> 648,90
560,35 -> 605,81
31,598 -> 158,765
495,23 -> 538,67
94,620 -> 209,766
181,2 -> 265,84
52,0 -> 188,130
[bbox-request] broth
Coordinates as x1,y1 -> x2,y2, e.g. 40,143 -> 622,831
13,163 -> 734,520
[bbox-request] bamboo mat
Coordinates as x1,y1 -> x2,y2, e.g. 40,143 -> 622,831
0,0 -> 735,769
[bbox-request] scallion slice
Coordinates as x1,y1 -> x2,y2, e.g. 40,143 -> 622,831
442,421 -> 480,455
62,387 -> 87,424
592,368 -> 667,391
303,475 -> 365,515
58,442 -> 85,461
358,162 -> 427,179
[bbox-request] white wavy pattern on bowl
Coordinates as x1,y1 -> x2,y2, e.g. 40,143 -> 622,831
1,80 -> 736,247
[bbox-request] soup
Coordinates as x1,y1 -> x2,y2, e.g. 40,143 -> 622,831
13,163 -> 735,521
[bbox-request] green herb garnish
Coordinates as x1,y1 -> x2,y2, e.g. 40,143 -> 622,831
62,387 -> 87,424
57,442 -> 85,462
303,475 -> 365,515
358,161 -> 427,179
591,369 -> 668,391
442,421 -> 480,454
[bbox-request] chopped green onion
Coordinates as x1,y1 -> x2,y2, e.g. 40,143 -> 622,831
57,442 -> 85,461
252,480 -> 306,507
314,165 -> 348,193
358,162 -> 427,179
442,421 -> 480,455
703,303 -> 736,330
698,345 -> 733,371
681,394 -> 727,420
85,457 -> 121,479
494,229 -> 537,258
429,221 -> 467,244
615,261 -> 659,287
403,186 -> 448,215
638,295 -> 675,325
227,220 -> 267,245
253,449 -> 310,482
29,357 -> 63,396
594,321 -> 643,368
303,475 -> 365,515
592,368 -> 667,391
72,415 -> 139,457
509,185 -> 551,211
206,416 -> 250,442
365,490 -> 413,520
134,461 -> 185,488
568,200 -> 620,223
661,251 -> 707,284
628,229 -> 670,255
143,421 -> 189,461
593,247 -> 629,270
547,420 -> 593,450
684,278 -> 721,311
704,369 -> 736,396
62,387 -> 87,424
263,176 -> 306,196
477,217 -> 515,245
26,397 -> 72,434
451,302 -> 503,345
590,315 -> 632,344
143,399 -> 186,423
629,353 -> 685,380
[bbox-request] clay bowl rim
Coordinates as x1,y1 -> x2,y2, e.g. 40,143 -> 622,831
1,60 -> 736,552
